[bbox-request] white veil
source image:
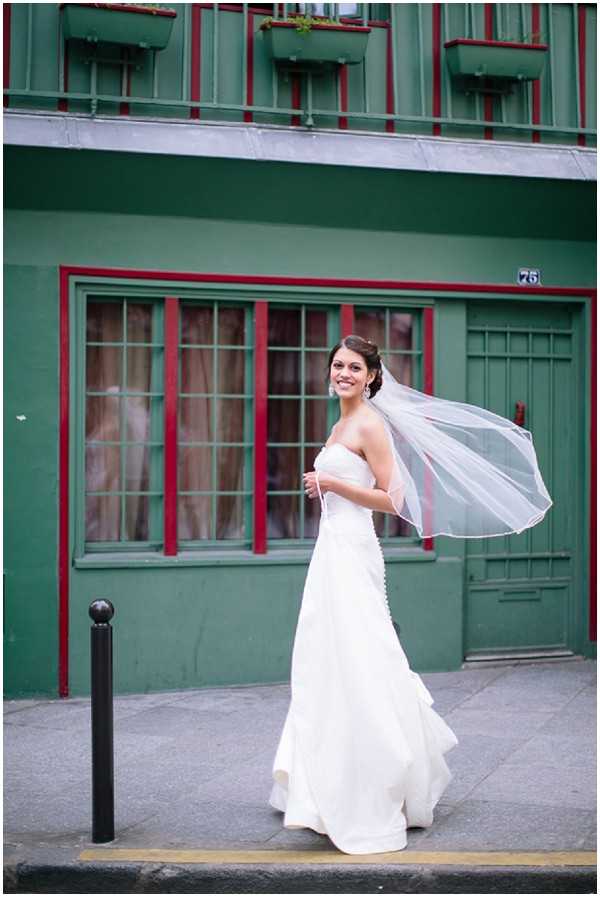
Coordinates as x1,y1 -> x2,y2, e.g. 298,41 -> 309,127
369,361 -> 553,539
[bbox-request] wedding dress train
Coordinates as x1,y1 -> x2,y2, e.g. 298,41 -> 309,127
268,442 -> 459,855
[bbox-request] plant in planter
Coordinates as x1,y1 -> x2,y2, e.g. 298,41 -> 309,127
444,31 -> 549,84
259,14 -> 371,67
60,3 -> 177,51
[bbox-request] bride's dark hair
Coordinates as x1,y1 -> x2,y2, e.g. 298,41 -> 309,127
326,334 -> 383,398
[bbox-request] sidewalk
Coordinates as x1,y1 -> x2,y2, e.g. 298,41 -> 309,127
4,657 -> 597,894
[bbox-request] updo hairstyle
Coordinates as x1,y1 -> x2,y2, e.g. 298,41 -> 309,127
326,334 -> 383,399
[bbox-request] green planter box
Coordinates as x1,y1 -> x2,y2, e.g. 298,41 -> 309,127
445,38 -> 549,81
261,21 -> 371,66
60,3 -> 177,50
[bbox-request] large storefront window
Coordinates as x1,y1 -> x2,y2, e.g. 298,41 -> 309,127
82,292 -> 424,554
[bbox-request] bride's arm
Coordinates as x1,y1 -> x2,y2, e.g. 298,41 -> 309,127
315,419 -> 398,514
326,478 -> 396,514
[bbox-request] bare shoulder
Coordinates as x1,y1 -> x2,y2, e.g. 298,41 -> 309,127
358,407 -> 387,445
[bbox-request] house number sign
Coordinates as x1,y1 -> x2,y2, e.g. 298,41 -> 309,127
518,268 -> 542,285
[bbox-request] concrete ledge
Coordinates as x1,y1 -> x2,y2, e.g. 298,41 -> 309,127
4,110 -> 597,181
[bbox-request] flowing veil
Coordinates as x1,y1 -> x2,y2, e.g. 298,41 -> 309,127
369,362 -> 553,539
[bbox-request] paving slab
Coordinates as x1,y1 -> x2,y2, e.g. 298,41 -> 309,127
4,658 -> 597,893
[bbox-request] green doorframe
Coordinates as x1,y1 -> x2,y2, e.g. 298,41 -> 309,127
59,265 -> 597,696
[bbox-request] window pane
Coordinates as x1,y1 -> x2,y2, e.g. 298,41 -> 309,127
126,346 -> 152,392
181,348 -> 213,393
178,495 -> 212,540
386,352 -> 413,386
125,445 -> 150,492
390,312 -> 413,350
86,444 -> 120,492
125,494 -> 149,541
217,495 -> 243,539
125,395 -> 151,442
86,494 -> 120,541
179,397 -> 212,442
86,394 -> 120,440
305,350 -> 329,395
268,351 -> 300,395
268,399 -> 300,443
306,309 -> 328,347
268,494 -> 299,539
218,307 -> 245,345
268,446 -> 300,491
354,308 -> 385,348
86,345 -> 121,391
305,399 -> 327,444
127,303 -> 152,343
268,307 -> 300,346
217,446 -> 244,490
217,398 -> 245,442
181,305 -> 212,345
179,445 -> 212,491
218,349 -> 245,395
87,301 -> 122,342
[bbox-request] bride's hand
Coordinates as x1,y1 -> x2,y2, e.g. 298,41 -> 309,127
303,471 -> 334,499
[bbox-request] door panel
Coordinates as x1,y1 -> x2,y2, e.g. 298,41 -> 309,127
465,301 -> 581,658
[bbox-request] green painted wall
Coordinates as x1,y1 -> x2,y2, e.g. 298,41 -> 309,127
3,147 -> 596,697
4,266 -> 59,696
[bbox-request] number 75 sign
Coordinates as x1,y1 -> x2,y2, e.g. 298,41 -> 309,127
518,268 -> 542,285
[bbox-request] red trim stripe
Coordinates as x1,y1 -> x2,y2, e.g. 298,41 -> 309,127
422,307 -> 435,552
3,3 -> 11,108
577,4 -> 587,147
483,4 -> 494,140
164,297 -> 179,555
340,305 -> 355,337
59,267 -> 70,696
58,3 -> 176,17
253,302 -> 268,553
190,4 -> 201,119
57,269 -> 595,296
119,47 -> 131,116
432,4 -> 441,137
444,38 -> 548,51
338,64 -> 348,130
385,20 -> 394,133
291,74 -> 301,127
244,10 -> 254,122
531,4 -> 541,143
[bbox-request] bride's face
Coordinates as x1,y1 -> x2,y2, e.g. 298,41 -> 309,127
330,348 -> 372,399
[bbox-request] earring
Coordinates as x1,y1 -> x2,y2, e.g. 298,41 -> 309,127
363,384 -> 371,399
328,384 -> 336,397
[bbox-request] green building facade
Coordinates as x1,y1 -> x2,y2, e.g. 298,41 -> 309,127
3,3 -> 597,698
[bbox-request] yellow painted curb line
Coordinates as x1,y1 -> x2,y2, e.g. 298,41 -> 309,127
79,849 -> 597,867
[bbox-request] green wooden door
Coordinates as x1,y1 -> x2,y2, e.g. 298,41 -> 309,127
464,300 -> 584,660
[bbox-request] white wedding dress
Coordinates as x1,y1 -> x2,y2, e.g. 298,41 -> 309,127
268,442 -> 459,855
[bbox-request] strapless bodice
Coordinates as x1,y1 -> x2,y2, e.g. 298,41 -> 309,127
313,443 -> 376,534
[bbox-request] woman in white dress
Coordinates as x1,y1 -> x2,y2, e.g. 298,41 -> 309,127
268,334 -> 552,855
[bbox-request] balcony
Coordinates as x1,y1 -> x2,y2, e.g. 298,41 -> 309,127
3,3 -> 596,147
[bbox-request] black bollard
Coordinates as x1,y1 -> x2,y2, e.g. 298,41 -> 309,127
89,599 -> 115,843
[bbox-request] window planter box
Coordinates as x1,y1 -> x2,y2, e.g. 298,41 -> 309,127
260,20 -> 371,67
60,3 -> 177,51
444,38 -> 549,81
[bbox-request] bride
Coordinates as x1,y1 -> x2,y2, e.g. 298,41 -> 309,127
268,334 -> 552,855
